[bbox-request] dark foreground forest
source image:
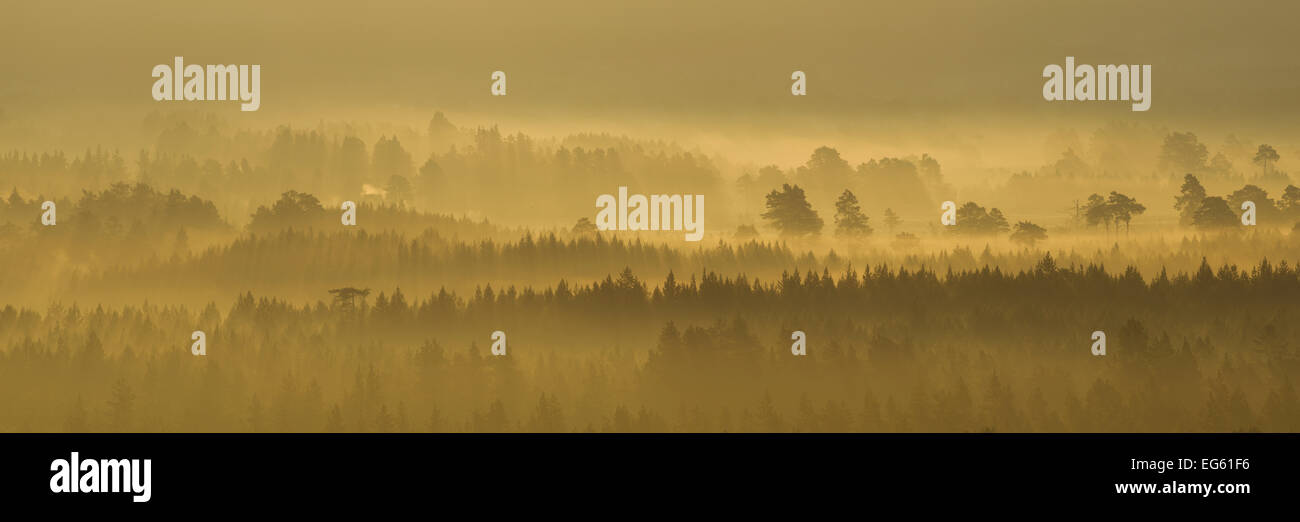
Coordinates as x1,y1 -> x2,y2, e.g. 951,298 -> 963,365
1,256 -> 1295,432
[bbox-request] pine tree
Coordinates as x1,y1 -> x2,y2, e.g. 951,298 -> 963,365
1192,197 -> 1238,228
1175,174 -> 1206,226
761,184 -> 823,237
1009,221 -> 1048,247
833,189 -> 872,237
882,208 -> 902,234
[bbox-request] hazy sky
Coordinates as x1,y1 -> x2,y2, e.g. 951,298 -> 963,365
2,0 -> 1298,166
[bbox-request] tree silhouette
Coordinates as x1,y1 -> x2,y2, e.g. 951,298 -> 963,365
800,147 -> 853,177
1159,132 -> 1208,174
427,111 -> 458,148
951,201 -> 1008,236
1192,196 -> 1238,229
1253,144 -> 1280,178
372,135 -> 413,181
988,208 -> 1010,234
1106,192 -> 1145,234
417,156 -> 442,200
329,287 -> 372,311
1227,185 -> 1276,224
1279,185 -> 1300,223
882,208 -> 901,234
1083,193 -> 1114,232
571,217 -> 597,235
1009,221 -> 1047,247
833,189 -> 872,237
250,190 -> 328,231
1175,174 -> 1206,226
761,184 -> 823,237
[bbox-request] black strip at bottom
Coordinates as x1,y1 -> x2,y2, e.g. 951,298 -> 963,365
2,433 -> 1291,511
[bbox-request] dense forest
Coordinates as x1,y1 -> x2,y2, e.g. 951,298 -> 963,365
1,112 -> 1298,432
0,259 -> 1296,432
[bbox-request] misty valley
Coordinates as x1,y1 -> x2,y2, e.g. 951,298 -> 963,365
0,110 -> 1297,434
